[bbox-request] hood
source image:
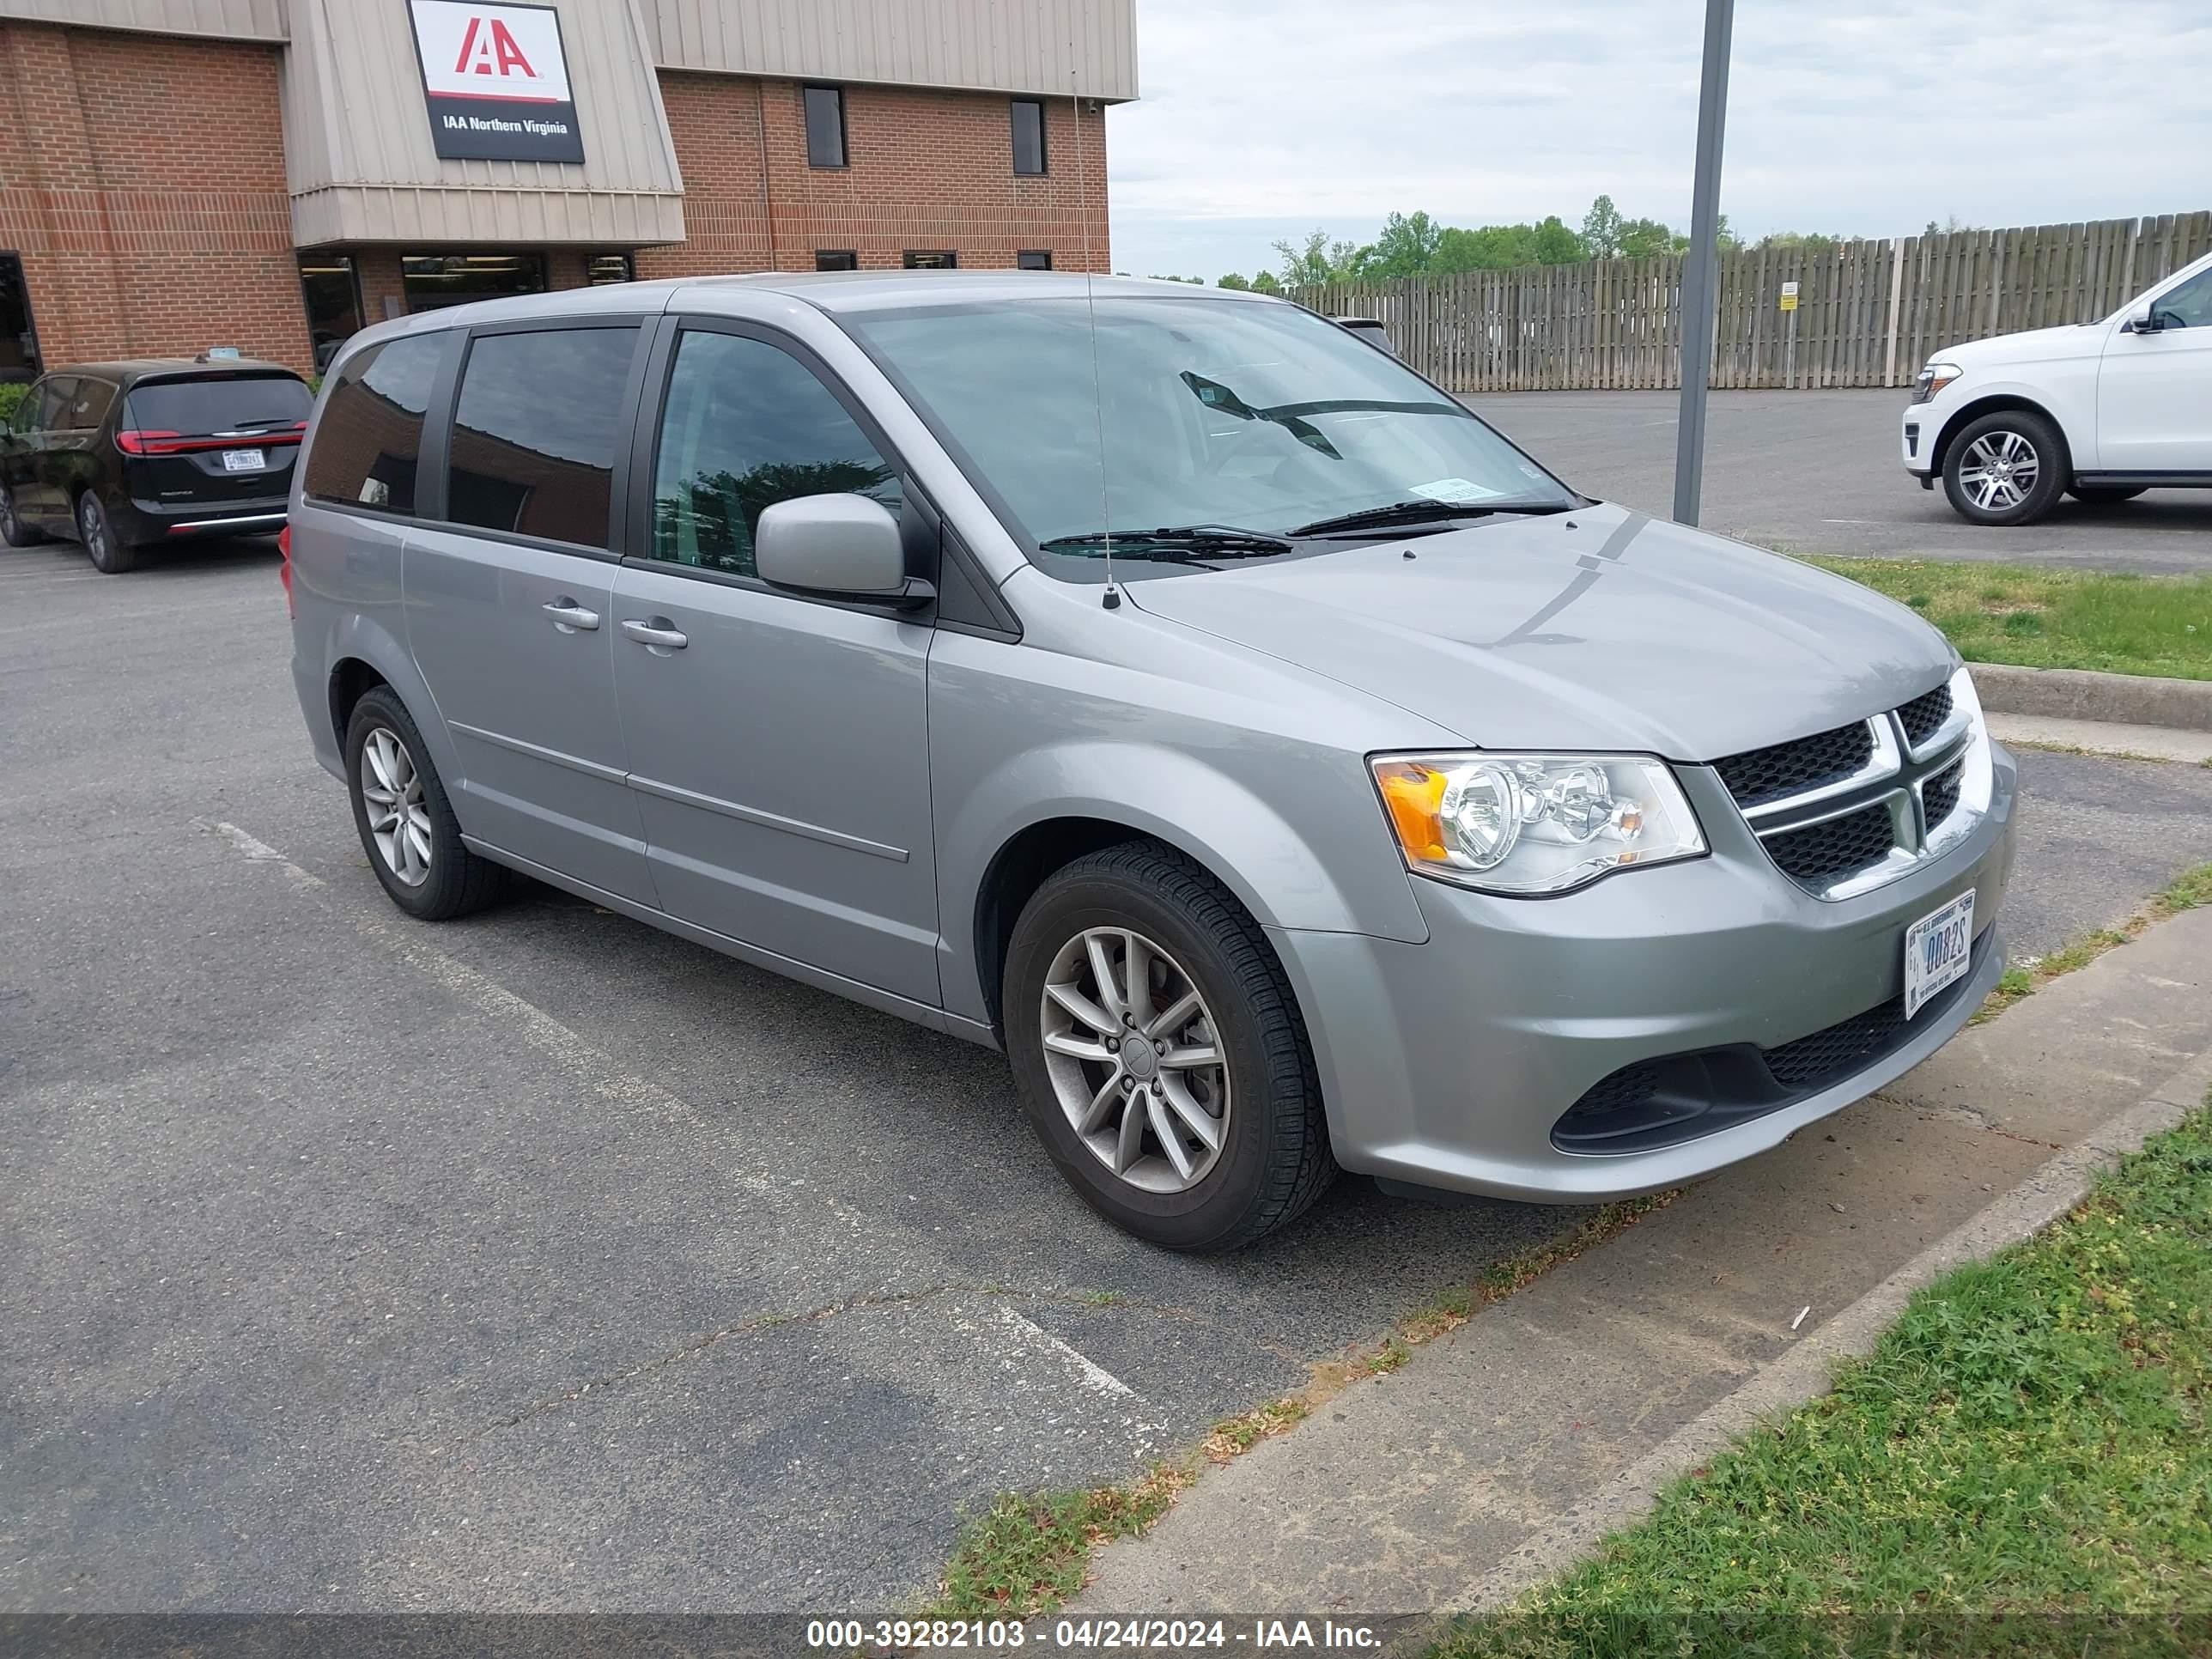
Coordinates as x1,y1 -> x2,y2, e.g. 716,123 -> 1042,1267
1123,503 -> 1953,760
1937,322 -> 2101,367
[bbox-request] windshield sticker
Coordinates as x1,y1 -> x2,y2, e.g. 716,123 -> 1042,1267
1410,477 -> 1505,503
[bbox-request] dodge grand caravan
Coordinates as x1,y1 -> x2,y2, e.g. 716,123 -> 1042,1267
287,273 -> 2017,1250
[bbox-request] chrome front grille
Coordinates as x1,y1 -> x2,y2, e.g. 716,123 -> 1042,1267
1713,679 -> 1980,899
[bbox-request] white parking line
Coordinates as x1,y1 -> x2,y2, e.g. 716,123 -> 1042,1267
199,816 -> 777,1194
993,1304 -> 1137,1400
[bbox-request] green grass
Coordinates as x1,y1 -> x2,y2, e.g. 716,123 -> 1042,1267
1431,1102 -> 2212,1658
1804,557 -> 2212,682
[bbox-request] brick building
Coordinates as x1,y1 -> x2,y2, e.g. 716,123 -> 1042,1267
0,0 -> 1133,381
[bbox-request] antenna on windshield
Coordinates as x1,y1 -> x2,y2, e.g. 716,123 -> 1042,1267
1073,63 -> 1117,608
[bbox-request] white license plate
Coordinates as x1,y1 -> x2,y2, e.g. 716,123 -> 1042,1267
221,448 -> 265,472
1904,890 -> 1975,1018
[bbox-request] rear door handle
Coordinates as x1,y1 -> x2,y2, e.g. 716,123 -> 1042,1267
542,598 -> 601,632
621,617 -> 689,651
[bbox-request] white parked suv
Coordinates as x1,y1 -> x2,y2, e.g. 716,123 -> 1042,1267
1903,250 -> 2212,525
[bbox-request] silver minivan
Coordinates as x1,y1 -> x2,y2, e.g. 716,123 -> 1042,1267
287,273 -> 2017,1249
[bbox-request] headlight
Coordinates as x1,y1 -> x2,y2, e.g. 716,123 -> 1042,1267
1910,362 -> 1963,404
1370,752 -> 1706,896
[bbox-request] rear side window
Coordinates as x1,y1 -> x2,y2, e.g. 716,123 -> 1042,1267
446,326 -> 638,548
125,374 -> 307,436
306,336 -> 446,515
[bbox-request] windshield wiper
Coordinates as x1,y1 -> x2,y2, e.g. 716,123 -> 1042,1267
1290,499 -> 1569,538
1039,524 -> 1293,556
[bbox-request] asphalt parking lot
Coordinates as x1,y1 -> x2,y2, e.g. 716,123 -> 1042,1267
1463,387 -> 2212,573
8,532 -> 2212,1613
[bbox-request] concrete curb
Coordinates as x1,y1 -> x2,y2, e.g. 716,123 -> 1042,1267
1431,1038 -> 2212,1625
1972,661 -> 2212,733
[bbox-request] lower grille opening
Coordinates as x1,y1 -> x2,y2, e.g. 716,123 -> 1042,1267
1550,928 -> 1993,1155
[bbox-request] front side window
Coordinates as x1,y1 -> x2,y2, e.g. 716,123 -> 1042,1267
1012,100 -> 1046,175
304,334 -> 447,515
648,330 -> 901,578
2150,265 -> 2212,329
804,86 -> 847,168
447,326 -> 639,548
842,295 -> 1574,581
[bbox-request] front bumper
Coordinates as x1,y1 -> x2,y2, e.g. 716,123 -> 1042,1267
1901,390 -> 1964,479
1273,744 -> 2019,1202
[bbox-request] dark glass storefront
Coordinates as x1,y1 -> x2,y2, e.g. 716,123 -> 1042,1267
1,253 -> 40,383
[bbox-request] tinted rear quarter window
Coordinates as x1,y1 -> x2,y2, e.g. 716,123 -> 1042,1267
125,374 -> 309,435
305,335 -> 446,515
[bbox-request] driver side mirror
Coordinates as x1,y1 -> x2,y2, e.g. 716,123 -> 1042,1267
755,493 -> 932,608
2126,301 -> 2165,335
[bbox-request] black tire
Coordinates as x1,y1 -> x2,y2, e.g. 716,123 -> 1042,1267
343,684 -> 506,921
2066,483 -> 2148,505
76,490 -> 137,574
1941,409 -> 2068,526
1003,840 -> 1336,1250
0,481 -> 47,546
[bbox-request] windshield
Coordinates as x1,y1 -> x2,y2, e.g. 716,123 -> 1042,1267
840,294 -> 1575,580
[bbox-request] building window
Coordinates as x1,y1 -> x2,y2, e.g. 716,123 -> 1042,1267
1017,250 -> 1054,270
815,251 -> 859,272
1,252 -> 42,382
447,326 -> 640,548
298,252 -> 363,373
804,85 -> 847,168
902,251 -> 957,270
586,254 -> 634,285
1011,99 -> 1047,175
401,252 -> 546,311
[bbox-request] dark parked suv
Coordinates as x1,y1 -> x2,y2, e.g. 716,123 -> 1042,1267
0,356 -> 311,572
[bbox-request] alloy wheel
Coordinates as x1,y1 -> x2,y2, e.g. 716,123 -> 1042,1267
1958,429 -> 2039,513
1038,926 -> 1231,1194
78,497 -> 109,564
361,726 -> 433,886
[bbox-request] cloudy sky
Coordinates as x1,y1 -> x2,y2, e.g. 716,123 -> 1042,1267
1103,0 -> 2212,282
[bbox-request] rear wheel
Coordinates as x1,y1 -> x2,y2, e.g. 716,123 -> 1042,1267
1941,410 -> 2067,526
76,491 -> 137,574
2066,483 -> 2148,505
0,482 -> 46,546
1003,841 -> 1335,1251
343,685 -> 506,921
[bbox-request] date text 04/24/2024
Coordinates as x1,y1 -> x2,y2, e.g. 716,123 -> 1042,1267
805,1617 -> 1386,1650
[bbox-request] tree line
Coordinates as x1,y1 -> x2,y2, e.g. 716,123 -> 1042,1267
1156,199 -> 1978,290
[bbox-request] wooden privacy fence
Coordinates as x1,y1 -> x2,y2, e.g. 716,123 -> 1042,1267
1294,211 -> 2212,392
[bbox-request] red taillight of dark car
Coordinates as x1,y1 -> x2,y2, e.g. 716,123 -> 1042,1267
116,424 -> 306,456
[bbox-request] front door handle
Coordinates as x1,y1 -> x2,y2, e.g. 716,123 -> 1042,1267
542,597 -> 601,632
621,617 -> 689,652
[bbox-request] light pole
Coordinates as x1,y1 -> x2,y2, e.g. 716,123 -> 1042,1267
1671,0 -> 1735,526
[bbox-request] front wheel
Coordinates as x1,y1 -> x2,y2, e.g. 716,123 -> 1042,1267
1941,410 -> 2067,526
2066,483 -> 2147,505
1003,842 -> 1335,1250
77,491 -> 137,573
